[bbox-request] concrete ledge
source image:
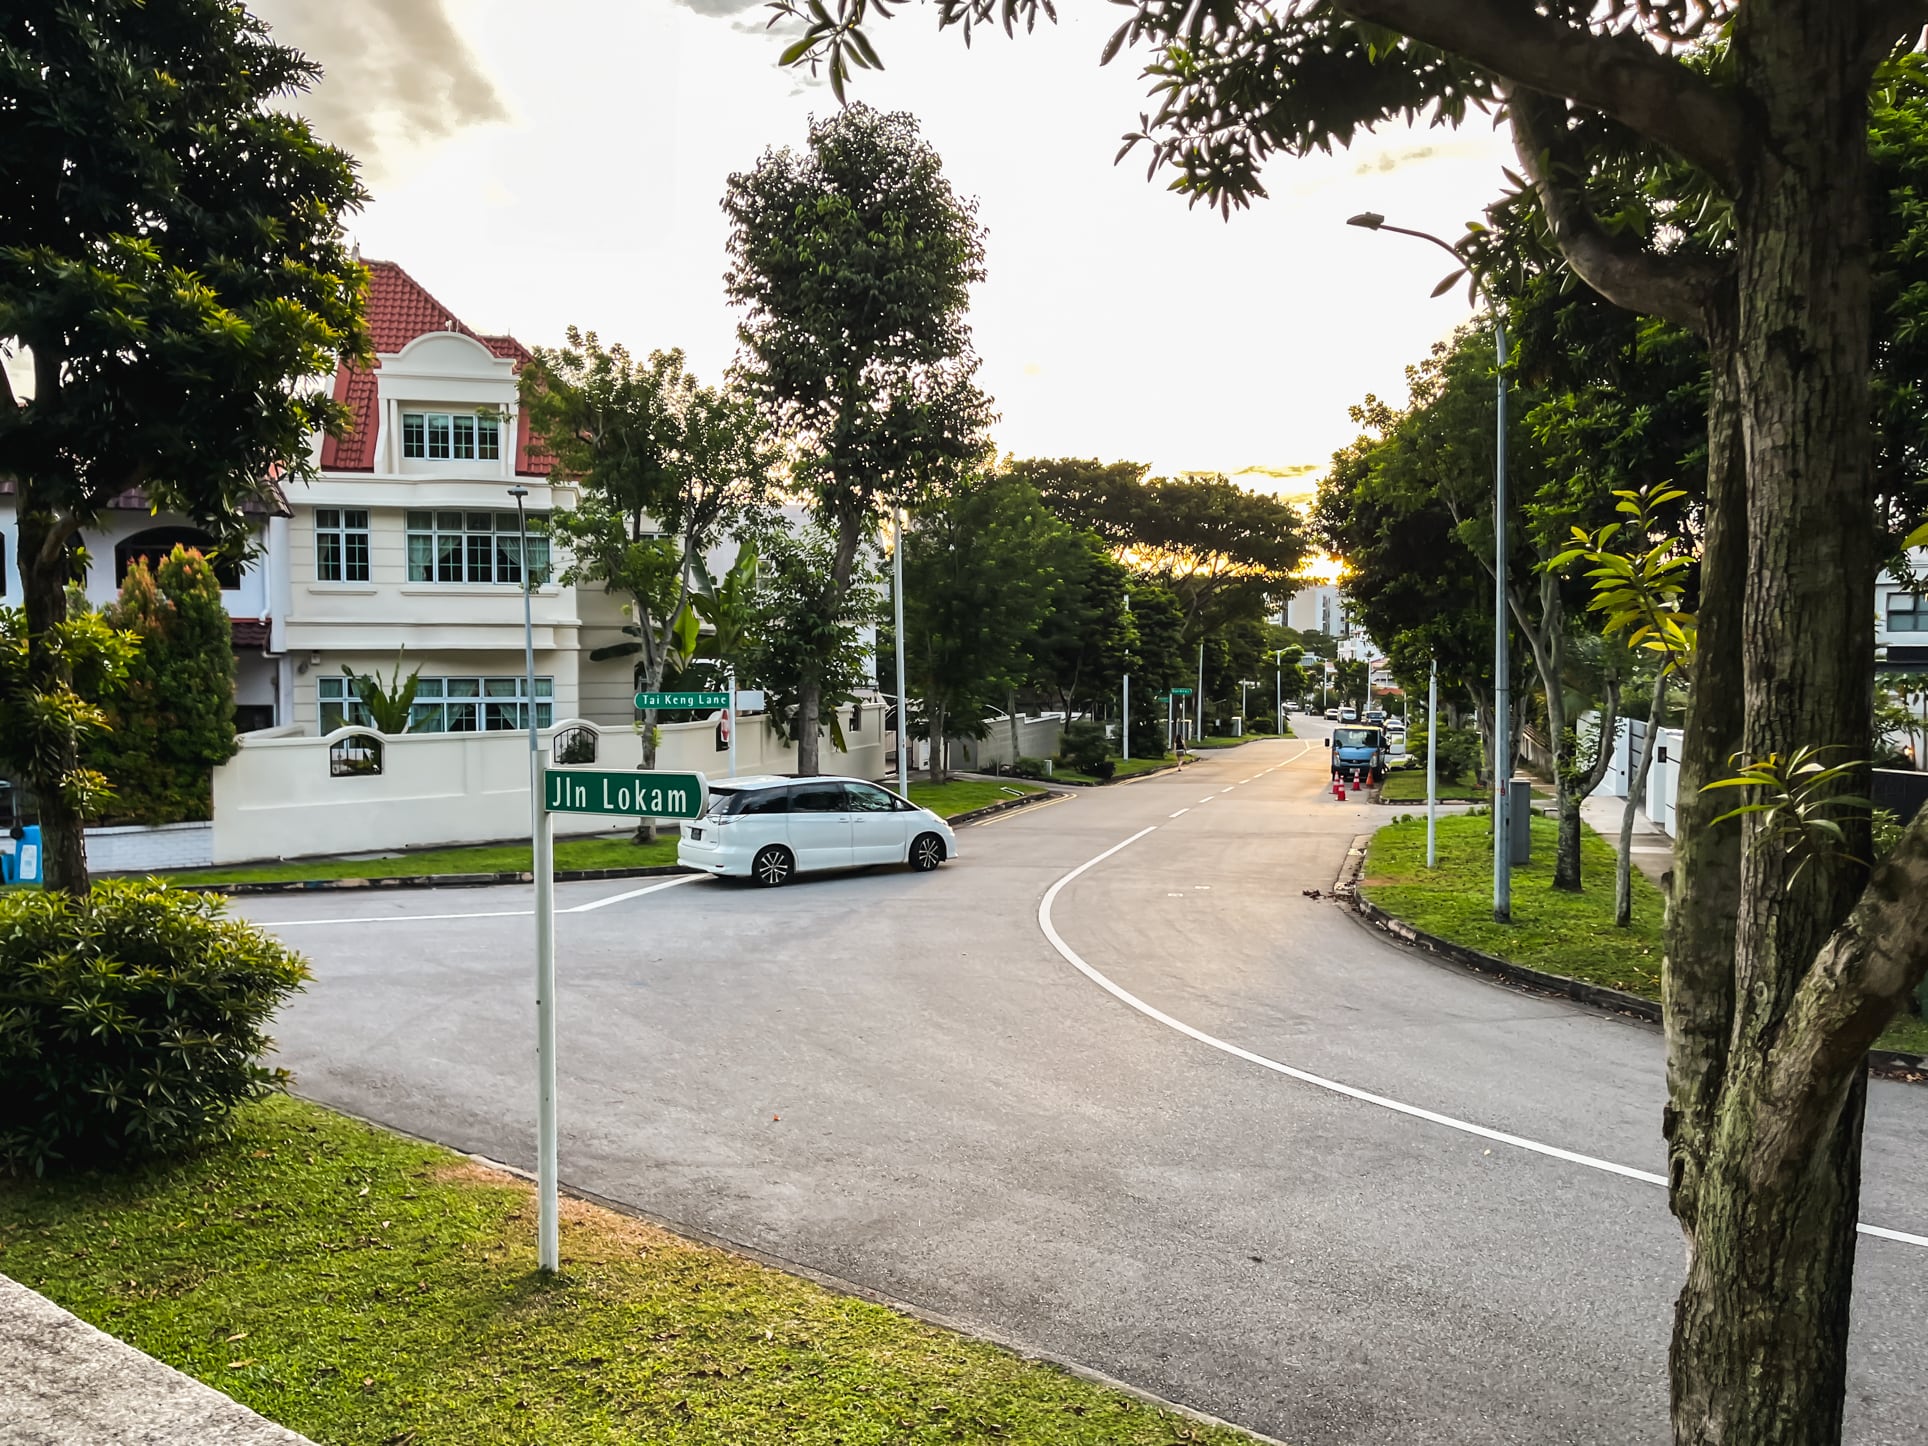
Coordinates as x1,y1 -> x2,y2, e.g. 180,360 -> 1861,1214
0,1273 -> 313,1445
943,790 -> 1068,825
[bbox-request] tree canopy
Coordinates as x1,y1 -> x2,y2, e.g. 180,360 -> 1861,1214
1,0 -> 367,891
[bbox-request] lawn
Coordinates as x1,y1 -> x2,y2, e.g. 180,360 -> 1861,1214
157,834 -> 679,887
1190,735 -> 1252,750
1377,768 -> 1485,803
0,1096 -> 1250,1446
904,779 -> 1044,817
1362,812 -> 1928,1056
1054,755 -> 1178,785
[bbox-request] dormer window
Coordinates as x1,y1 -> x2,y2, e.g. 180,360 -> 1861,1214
401,410 -> 502,462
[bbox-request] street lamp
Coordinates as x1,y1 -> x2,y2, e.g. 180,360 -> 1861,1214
1348,211 -> 1512,922
1238,678 -> 1258,733
891,507 -> 909,795
1272,649 -> 1291,733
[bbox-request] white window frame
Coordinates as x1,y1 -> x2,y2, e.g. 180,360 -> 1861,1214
405,675 -> 555,733
317,676 -> 373,732
314,508 -> 370,583
400,410 -> 502,462
405,511 -> 548,585
1889,593 -> 1925,634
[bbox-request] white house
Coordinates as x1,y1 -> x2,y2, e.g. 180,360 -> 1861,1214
1877,545 -> 1928,675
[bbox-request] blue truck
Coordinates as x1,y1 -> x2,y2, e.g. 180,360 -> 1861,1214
1327,724 -> 1390,787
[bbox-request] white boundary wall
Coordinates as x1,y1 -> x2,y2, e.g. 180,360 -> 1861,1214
209,708 -> 886,865
85,821 -> 215,873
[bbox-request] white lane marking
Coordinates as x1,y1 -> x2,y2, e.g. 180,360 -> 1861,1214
565,874 -> 700,913
1219,787 -> 1234,794
1169,808 -> 1190,818
265,873 -> 699,928
1035,826 -> 1928,1251
1197,796 -> 1216,804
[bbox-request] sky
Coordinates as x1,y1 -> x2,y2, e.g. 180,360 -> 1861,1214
251,3 -> 1517,496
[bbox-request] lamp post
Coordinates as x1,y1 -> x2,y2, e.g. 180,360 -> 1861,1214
892,507 -> 909,795
508,483 -> 558,1274
1121,590 -> 1131,762
1427,655 -> 1439,870
1238,678 -> 1258,733
1347,211 -> 1511,922
1273,649 -> 1290,733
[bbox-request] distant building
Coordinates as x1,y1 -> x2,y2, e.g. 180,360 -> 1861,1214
1878,545 -> 1927,675
1285,583 -> 1341,637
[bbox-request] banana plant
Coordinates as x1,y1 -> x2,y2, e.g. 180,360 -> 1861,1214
341,650 -> 421,734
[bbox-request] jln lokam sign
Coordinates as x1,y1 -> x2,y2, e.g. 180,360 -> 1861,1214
543,769 -> 707,820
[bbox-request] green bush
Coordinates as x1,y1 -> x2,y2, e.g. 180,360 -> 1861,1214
0,881 -> 309,1175
1011,756 -> 1050,780
1410,725 -> 1484,781
1057,720 -> 1111,775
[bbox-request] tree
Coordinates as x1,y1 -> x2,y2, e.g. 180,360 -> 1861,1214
902,476 -> 1067,780
87,548 -> 240,825
723,105 -> 992,773
775,5 -> 1928,1439
1025,529 -> 1134,721
1010,457 -> 1306,635
747,522 -> 880,755
521,333 -> 774,839
1,2 -> 368,893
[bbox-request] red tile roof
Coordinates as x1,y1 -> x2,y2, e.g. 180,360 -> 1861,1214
319,260 -> 551,476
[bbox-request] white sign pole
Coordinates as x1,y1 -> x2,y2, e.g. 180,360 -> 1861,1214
893,508 -> 909,796
533,744 -> 559,1273
727,667 -> 738,779
1427,657 -> 1439,870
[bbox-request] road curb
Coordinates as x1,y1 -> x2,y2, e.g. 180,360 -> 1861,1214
1343,856 -> 1927,1083
174,863 -> 693,897
943,790 -> 1070,825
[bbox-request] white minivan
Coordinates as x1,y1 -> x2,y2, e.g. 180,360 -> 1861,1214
677,775 -> 958,886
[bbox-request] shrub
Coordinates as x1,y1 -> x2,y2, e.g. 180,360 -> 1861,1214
1011,756 -> 1050,780
1084,757 -> 1117,781
87,547 -> 239,826
0,881 -> 310,1175
1410,725 -> 1484,781
1057,720 -> 1111,775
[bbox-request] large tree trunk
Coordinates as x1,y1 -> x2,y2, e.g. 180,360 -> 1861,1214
1555,678 -> 1620,894
1668,10 -> 1878,1442
928,700 -> 948,784
16,507 -> 89,896
1618,702 -> 1663,929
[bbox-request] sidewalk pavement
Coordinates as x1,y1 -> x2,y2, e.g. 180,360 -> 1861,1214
1579,791 -> 1673,888
1,1274 -> 313,1446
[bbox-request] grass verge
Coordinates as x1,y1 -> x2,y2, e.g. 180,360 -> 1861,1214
1055,756 -> 1178,785
158,835 -> 679,887
1362,812 -> 1927,1056
904,779 -> 1044,817
1376,769 -> 1484,803
0,1096 -> 1250,1446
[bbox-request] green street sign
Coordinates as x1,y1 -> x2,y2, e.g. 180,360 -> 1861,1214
1169,687 -> 1193,696
544,769 -> 707,819
635,690 -> 730,710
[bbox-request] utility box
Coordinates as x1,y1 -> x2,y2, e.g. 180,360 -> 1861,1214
11,824 -> 43,886
1507,778 -> 1533,865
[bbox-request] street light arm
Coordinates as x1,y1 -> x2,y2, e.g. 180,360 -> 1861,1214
1506,86 -> 1729,335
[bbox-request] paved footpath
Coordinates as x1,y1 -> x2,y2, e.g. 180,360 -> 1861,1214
0,1274 -> 312,1446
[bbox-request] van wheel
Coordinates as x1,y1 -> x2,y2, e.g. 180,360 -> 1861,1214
752,845 -> 794,887
909,833 -> 946,872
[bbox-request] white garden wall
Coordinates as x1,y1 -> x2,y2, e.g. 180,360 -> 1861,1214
208,707 -> 886,865
86,821 -> 215,873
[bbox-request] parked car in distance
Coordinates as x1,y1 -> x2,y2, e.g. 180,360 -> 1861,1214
678,775 -> 958,886
1339,706 -> 1360,723
1324,706 -> 1340,721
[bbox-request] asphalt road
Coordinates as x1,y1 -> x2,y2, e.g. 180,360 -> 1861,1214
248,731 -> 1928,1445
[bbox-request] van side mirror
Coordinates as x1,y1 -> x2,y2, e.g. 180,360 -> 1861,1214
1324,739 -> 1331,748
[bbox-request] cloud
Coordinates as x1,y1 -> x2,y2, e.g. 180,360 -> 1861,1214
252,0 -> 509,176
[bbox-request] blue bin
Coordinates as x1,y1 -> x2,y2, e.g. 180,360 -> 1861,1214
12,825 -> 42,886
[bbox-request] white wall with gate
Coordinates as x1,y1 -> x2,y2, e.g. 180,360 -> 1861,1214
208,706 -> 886,865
